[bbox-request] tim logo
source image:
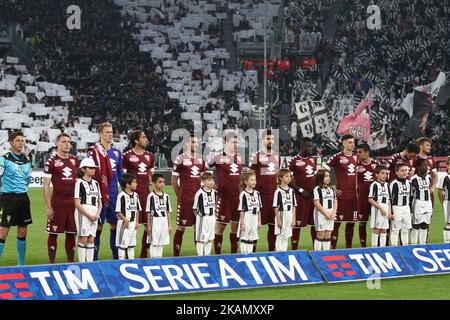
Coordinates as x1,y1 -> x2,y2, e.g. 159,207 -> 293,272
321,252 -> 402,279
0,273 -> 33,299
322,255 -> 356,278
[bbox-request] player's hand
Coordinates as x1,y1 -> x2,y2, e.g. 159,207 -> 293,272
88,214 -> 98,222
291,221 -> 296,228
335,189 -> 343,197
240,223 -> 246,232
380,208 -> 387,216
168,225 -> 172,235
146,225 -> 151,234
258,222 -> 262,230
47,207 -> 54,221
276,218 -> 282,229
124,220 -> 129,229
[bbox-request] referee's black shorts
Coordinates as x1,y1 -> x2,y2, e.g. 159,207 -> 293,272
0,193 -> 33,227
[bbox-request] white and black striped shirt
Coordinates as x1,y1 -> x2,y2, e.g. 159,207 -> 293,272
193,187 -> 217,216
368,181 -> 390,205
437,173 -> 450,201
146,192 -> 172,217
389,178 -> 411,206
116,191 -> 142,222
313,186 -> 336,210
238,190 -> 262,215
272,186 -> 297,213
74,178 -> 102,207
410,174 -> 432,202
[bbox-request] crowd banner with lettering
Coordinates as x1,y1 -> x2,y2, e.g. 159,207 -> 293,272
0,251 -> 322,300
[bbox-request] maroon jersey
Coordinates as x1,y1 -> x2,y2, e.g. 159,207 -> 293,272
249,150 -> 279,196
122,149 -> 154,195
288,155 -> 317,193
44,153 -> 79,199
326,151 -> 357,200
172,153 -> 205,199
206,152 -> 243,197
357,159 -> 378,200
386,153 -> 414,182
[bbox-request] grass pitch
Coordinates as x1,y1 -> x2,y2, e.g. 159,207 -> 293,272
1,188 -> 449,300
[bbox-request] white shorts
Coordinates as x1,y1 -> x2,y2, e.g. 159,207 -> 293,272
391,206 -> 412,231
313,209 -> 334,232
116,220 -> 137,249
238,212 -> 259,242
274,211 -> 293,238
370,204 -> 390,230
412,200 -> 432,225
444,201 -> 450,224
148,216 -> 170,246
75,205 -> 98,237
195,214 -> 215,242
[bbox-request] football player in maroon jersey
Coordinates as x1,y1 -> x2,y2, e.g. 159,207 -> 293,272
356,143 -> 378,247
288,137 -> 316,249
123,130 -> 154,258
249,129 -> 279,251
43,133 -> 79,263
386,143 -> 419,183
206,132 -> 243,254
416,137 -> 438,205
325,134 -> 358,249
172,134 -> 205,256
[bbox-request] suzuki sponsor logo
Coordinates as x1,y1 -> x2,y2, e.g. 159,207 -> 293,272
230,163 -> 239,174
305,165 -> 314,176
191,165 -> 200,177
348,164 -> 356,175
138,163 -> 147,174
62,167 -> 73,179
363,171 -> 373,182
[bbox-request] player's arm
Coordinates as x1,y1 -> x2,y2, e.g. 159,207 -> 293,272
146,194 -> 153,233
368,184 -> 386,215
291,206 -> 296,228
438,189 -> 444,208
0,156 -> 5,177
96,196 -> 102,219
238,192 -> 245,231
167,195 -> 172,235
118,211 -> 129,228
273,190 -> 282,228
117,152 -> 124,190
171,175 -> 180,197
332,199 -> 338,217
431,171 -> 438,191
43,176 -> 54,220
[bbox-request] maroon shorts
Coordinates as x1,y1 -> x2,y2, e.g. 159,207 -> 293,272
137,191 -> 150,224
176,197 -> 196,228
336,198 -> 358,222
46,198 -> 76,234
357,200 -> 371,222
216,194 -> 240,224
260,194 -> 275,225
294,195 -> 315,228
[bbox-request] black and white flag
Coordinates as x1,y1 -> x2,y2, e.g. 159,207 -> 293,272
295,100 -> 329,138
